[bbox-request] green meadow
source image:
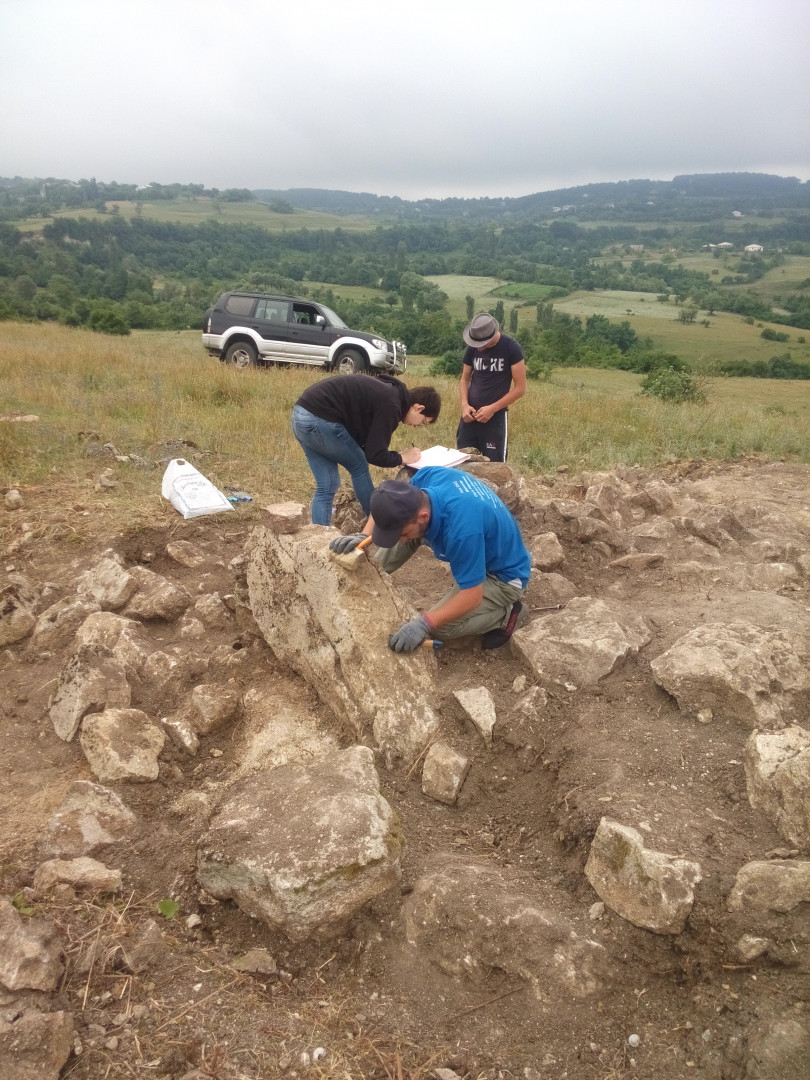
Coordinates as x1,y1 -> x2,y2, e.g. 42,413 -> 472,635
2,322 -> 808,547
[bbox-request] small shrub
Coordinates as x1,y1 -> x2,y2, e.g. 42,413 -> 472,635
761,328 -> 789,342
429,349 -> 462,377
640,366 -> 706,403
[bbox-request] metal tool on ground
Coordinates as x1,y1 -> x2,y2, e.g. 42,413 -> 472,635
421,639 -> 444,651
330,533 -> 373,570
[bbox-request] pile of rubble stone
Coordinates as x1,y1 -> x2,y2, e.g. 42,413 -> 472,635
1,461 -> 810,1078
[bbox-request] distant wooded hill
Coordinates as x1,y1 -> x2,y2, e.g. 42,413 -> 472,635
253,173 -> 810,222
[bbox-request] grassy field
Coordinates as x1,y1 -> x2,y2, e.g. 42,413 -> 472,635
2,323 -> 808,544
12,198 -> 376,234
424,275 -> 508,320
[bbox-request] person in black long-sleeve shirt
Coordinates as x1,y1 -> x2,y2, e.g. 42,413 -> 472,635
291,374 -> 441,525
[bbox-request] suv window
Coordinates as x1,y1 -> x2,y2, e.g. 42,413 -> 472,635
292,303 -> 321,325
254,298 -> 291,322
224,295 -> 256,316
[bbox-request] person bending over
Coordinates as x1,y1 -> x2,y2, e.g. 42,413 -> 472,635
330,468 -> 530,652
457,313 -> 526,462
292,374 -> 440,525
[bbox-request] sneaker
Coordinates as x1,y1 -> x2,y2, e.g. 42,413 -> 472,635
481,601 -> 523,651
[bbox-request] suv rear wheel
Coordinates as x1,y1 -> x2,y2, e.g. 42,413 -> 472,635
224,340 -> 258,369
335,348 -> 368,375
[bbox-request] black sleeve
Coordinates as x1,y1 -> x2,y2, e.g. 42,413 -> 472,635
363,403 -> 404,468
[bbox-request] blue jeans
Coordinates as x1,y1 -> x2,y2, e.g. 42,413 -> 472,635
291,404 -> 374,525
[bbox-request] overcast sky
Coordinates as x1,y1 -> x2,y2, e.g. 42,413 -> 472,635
2,0 -> 808,200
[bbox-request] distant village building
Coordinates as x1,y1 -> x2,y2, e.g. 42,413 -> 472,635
716,242 -> 734,250
732,210 -> 743,217
744,243 -> 764,254
628,244 -> 645,252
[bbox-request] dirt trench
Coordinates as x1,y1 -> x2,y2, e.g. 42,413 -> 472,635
1,458 -> 809,1080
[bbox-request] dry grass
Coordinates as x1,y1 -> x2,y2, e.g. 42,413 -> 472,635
2,322 -> 808,535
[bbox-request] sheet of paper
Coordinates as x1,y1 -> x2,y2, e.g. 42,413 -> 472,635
408,445 -> 471,470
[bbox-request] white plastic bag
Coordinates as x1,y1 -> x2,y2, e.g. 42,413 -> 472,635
161,458 -> 234,520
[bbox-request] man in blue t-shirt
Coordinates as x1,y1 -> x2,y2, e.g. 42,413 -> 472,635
329,468 -> 531,652
457,312 -> 526,463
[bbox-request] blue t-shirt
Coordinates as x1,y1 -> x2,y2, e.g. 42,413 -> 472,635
412,467 -> 531,591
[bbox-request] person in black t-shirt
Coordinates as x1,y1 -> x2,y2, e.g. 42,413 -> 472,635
291,374 -> 440,525
456,313 -> 526,462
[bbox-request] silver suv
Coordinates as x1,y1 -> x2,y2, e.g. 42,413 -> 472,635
202,291 -> 406,374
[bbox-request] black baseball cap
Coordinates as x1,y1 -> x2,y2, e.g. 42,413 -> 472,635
370,480 -> 423,548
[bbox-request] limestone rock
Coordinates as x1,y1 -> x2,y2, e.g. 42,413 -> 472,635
0,898 -> 65,991
681,505 -> 753,549
628,519 -> 678,554
166,540 -> 206,567
27,595 -> 100,653
421,743 -> 470,805
651,622 -> 807,728
0,1009 -> 73,1080
584,473 -> 634,519
584,818 -> 702,935
48,644 -> 131,741
735,934 -> 770,961
745,727 -> 810,851
532,572 -> 578,606
123,566 -> 191,621
80,708 -> 165,783
34,857 -> 122,894
453,687 -> 496,746
0,574 -> 38,646
74,611 -> 152,674
403,860 -> 601,998
727,859 -> 810,913
194,592 -> 233,629
459,461 -> 523,512
512,597 -> 651,690
246,525 -> 439,765
744,1012 -> 810,1080
197,746 -> 402,941
160,714 -> 200,755
190,680 -> 241,734
231,947 -> 277,974
528,532 -> 566,571
36,780 -> 137,858
76,556 -> 137,610
141,649 -> 194,697
235,685 -> 337,776
261,502 -> 307,532
610,552 -> 665,570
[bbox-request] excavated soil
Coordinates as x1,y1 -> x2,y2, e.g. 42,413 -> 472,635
1,458 -> 809,1080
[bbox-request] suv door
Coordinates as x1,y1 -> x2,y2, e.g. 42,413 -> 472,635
251,298 -> 291,362
286,302 -> 334,366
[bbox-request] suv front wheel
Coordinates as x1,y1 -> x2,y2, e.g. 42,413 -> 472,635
334,348 -> 368,375
224,340 -> 258,369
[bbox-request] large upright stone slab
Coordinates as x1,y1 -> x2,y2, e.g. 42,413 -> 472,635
512,597 -> 651,689
651,622 -> 807,728
246,525 -> 439,764
584,818 -> 702,935
197,746 -> 402,941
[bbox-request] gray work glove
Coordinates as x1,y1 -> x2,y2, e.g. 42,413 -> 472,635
388,614 -> 432,653
329,533 -> 367,555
